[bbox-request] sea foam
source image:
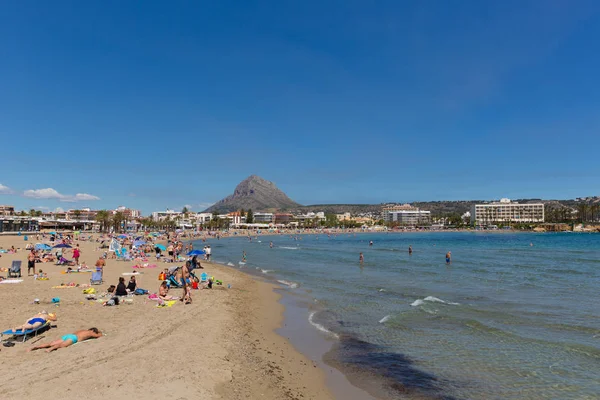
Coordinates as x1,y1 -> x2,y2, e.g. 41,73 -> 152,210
277,280 -> 298,288
308,311 -> 339,339
411,296 -> 460,307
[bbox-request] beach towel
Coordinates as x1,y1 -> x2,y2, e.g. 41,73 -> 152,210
157,300 -> 177,308
0,279 -> 23,284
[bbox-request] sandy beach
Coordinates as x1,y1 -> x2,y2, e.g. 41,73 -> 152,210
0,234 -> 333,400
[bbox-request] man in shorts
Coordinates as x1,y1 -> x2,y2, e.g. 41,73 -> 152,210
27,249 -> 36,276
27,328 -> 103,353
205,245 -> 211,261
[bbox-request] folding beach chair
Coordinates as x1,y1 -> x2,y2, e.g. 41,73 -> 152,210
90,270 -> 103,285
8,261 -> 21,278
1,321 -> 51,343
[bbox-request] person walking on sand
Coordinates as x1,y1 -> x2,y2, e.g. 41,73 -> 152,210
446,251 -> 452,264
28,328 -> 102,353
73,244 -> 81,266
27,249 -> 36,276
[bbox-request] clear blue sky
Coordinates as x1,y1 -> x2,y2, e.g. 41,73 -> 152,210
1,1 -> 599,214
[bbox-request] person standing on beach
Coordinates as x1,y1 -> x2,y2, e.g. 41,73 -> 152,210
27,249 -> 36,276
73,244 -> 81,266
206,245 -> 211,261
446,251 -> 451,264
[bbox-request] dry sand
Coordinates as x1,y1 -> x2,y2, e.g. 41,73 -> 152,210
0,234 -> 334,400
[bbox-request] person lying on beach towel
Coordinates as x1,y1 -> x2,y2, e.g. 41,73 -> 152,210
12,311 -> 56,332
27,328 -> 102,353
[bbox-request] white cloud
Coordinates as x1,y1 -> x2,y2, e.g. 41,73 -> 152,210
23,188 -> 63,199
54,207 -> 64,213
23,188 -> 100,202
0,184 -> 14,194
71,193 -> 100,202
197,202 -> 214,210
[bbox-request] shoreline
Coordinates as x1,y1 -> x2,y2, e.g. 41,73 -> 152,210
0,234 -> 334,400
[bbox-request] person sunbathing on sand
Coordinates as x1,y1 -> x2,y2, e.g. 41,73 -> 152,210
13,312 -> 57,332
158,281 -> 176,300
27,328 -> 102,353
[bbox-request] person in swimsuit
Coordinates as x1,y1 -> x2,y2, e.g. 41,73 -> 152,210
408,245 -> 413,255
27,249 -> 37,276
359,252 -> 364,263
446,251 -> 451,264
12,312 -> 57,332
27,328 -> 102,353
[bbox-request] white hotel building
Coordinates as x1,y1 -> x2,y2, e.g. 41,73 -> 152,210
470,198 -> 544,225
382,204 -> 431,225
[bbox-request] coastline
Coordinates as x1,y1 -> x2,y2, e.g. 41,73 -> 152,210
0,235 -> 333,400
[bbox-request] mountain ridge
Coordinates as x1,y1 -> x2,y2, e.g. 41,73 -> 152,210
204,175 -> 301,213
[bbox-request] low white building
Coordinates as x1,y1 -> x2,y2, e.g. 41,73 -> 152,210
295,212 -> 326,223
470,199 -> 544,225
151,209 -> 182,222
253,212 -> 274,223
386,209 -> 431,225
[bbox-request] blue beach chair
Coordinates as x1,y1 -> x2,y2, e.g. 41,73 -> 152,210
90,270 -> 103,285
8,261 -> 22,278
1,321 -> 51,343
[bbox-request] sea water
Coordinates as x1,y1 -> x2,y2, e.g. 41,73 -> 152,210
196,232 -> 600,399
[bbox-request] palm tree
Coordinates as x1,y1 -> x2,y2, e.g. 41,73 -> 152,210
112,212 -> 125,233
577,203 -> 589,223
95,210 -> 111,232
590,204 -> 599,223
72,209 -> 82,221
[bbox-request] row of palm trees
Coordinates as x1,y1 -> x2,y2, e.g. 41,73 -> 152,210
576,203 -> 600,223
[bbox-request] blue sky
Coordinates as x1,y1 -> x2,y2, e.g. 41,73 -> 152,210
1,1 -> 599,214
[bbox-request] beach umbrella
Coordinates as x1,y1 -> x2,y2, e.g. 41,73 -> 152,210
187,250 -> 206,256
133,240 -> 146,247
52,243 -> 72,249
155,244 -> 166,251
35,243 -> 51,250
49,231 -> 57,235
117,234 -> 128,239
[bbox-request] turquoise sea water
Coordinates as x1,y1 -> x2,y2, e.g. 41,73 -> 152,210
195,232 -> 600,400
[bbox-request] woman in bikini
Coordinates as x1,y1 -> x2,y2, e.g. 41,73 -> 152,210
12,311 -> 57,332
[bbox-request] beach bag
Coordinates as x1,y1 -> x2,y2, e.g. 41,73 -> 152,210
134,288 -> 148,295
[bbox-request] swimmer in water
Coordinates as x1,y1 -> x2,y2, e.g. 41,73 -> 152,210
269,242 -> 273,248
242,251 -> 247,262
446,251 -> 451,264
408,245 -> 413,254
359,252 -> 364,263
369,241 -> 373,246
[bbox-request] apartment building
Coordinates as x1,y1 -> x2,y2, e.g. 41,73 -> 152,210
470,198 -> 544,225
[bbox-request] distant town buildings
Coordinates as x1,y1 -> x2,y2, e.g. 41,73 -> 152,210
382,204 -> 431,225
152,209 -> 182,222
0,205 -> 15,216
470,198 -> 544,225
